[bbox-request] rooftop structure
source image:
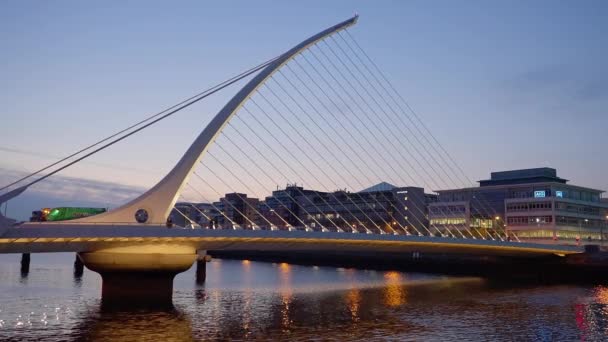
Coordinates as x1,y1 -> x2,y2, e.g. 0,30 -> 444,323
429,168 -> 608,242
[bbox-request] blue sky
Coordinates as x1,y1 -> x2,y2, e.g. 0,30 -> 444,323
1,1 -> 607,219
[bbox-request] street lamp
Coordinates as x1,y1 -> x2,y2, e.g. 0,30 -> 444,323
603,215 -> 608,244
494,216 -> 501,240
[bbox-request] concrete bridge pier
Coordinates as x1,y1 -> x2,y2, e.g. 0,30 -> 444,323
195,250 -> 207,285
78,244 -> 196,307
20,253 -> 30,275
73,254 -> 84,278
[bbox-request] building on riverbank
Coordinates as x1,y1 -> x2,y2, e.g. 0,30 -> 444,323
428,168 -> 608,242
296,183 -> 437,234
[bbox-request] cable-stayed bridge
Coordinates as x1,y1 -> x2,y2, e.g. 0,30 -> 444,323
0,16 -> 586,302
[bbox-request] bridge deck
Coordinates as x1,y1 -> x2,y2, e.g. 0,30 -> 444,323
0,223 -> 582,257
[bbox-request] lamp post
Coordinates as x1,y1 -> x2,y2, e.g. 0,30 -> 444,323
494,216 -> 502,240
535,217 -> 542,242
577,219 -> 582,245
603,215 -> 607,244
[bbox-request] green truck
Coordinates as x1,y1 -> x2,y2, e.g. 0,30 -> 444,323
44,207 -> 107,221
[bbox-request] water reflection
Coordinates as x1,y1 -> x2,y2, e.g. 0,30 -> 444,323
73,306 -> 194,342
278,262 -> 293,332
3,255 -> 608,341
383,271 -> 406,307
576,285 -> 608,339
346,288 -> 361,322
594,286 -> 608,305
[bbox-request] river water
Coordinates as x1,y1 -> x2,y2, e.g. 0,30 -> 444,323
0,253 -> 607,341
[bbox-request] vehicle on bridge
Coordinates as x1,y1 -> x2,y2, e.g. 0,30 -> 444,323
30,207 -> 107,222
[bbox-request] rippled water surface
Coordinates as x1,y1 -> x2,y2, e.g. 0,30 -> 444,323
1,253 -> 608,341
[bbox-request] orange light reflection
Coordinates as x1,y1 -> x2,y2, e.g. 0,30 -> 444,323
346,288 -> 361,322
383,271 -> 406,307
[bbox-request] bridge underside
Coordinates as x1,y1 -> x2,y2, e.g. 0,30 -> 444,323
0,224 -> 581,257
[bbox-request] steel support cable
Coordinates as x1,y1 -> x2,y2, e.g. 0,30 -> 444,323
342,30 -> 513,241
274,60 -> 432,235
312,44 -> 472,240
265,72 -> 414,236
263,77 -> 420,237
333,34 -> 459,187
250,93 -> 388,235
190,175 -> 244,229
213,138 -> 322,231
204,148 -> 292,229
0,55 -> 279,194
245,99 -> 368,235
310,44 -> 470,240
260,81 -> 406,236
273,67 -> 431,238
218,128 -> 332,231
171,205 -> 198,227
225,119 -> 343,232
345,29 -> 476,186
345,35 -> 510,242
334,33 -> 505,241
263,81 -> 411,236
286,54 -> 448,238
315,41 -> 471,240
184,203 -> 212,225
241,103 -> 354,233
185,182 -> 238,229
276,65 -> 431,238
284,57 -> 443,238
192,170 -> 259,229
289,53 -> 446,238
336,32 -> 501,230
200,153 -> 277,230
328,35 -> 486,239
230,112 -> 345,233
178,194 -> 214,225
344,29 -> 484,193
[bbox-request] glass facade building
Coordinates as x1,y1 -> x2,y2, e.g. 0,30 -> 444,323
429,168 -> 608,242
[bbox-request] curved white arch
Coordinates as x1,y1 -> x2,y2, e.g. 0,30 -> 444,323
74,15 -> 359,224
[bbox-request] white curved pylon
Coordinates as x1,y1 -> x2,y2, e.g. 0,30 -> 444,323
74,15 -> 359,224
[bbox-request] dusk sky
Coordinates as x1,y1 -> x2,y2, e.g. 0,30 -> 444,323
1,1 -> 607,220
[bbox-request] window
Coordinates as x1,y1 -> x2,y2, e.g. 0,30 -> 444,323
430,218 -> 466,225
506,216 -> 552,225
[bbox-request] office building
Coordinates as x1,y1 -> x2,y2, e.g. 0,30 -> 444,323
429,168 -> 608,241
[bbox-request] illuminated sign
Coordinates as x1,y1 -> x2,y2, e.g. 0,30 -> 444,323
556,191 -> 563,198
534,190 -> 546,198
